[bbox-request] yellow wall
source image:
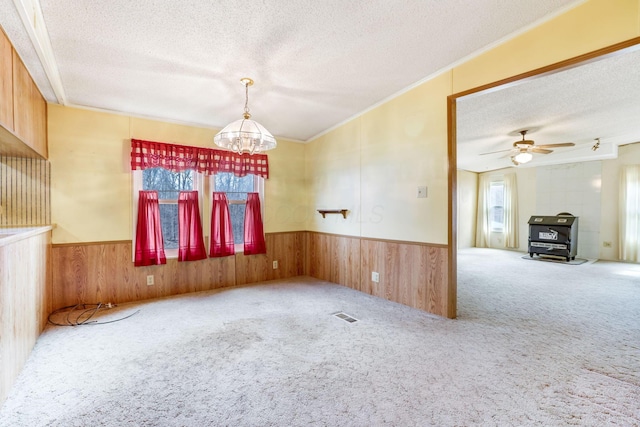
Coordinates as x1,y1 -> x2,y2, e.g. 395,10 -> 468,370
306,71 -> 451,244
48,105 -> 306,244
453,0 -> 639,93
305,118 -> 361,236
456,169 -> 477,249
306,0 -> 640,246
48,0 -> 640,249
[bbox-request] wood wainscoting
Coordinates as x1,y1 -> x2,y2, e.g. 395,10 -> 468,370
304,232 -> 449,318
51,232 -> 304,309
52,231 -> 450,318
0,230 -> 51,404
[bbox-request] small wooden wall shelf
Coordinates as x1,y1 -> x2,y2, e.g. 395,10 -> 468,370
318,209 -> 348,219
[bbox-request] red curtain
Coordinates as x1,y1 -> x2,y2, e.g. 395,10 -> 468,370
134,191 -> 167,266
178,191 -> 207,261
244,193 -> 266,255
210,192 -> 235,257
131,139 -> 269,178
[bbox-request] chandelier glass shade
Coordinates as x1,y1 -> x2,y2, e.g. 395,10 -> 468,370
214,78 -> 277,155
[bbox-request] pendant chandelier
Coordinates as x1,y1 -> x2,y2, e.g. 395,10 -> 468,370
214,77 -> 277,155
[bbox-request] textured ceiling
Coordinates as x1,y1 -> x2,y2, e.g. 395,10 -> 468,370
457,47 -> 640,172
0,0 -> 582,142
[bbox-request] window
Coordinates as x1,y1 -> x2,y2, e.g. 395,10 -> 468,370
134,168 -> 203,257
212,172 -> 263,245
489,181 -> 504,232
620,165 -> 640,262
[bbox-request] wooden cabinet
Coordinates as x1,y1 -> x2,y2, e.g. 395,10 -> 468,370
0,29 -> 47,159
0,30 -> 13,130
12,51 -> 47,158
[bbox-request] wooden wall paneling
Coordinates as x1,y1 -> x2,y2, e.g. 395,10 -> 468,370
144,232 -> 304,289
178,257 -> 229,294
307,232 -> 331,281
184,258 -> 206,293
282,232 -> 304,278
52,244 -> 88,309
0,230 -> 51,404
266,233 -> 282,280
52,242 -> 241,309
0,244 -> 11,403
426,246 -> 448,316
52,242 -> 241,308
330,235 -> 360,289
359,239 -> 449,317
164,260 -> 184,297
49,233 -> 448,319
302,231 -> 311,276
43,231 -> 53,327
35,232 -> 51,330
358,238 -> 371,295
86,243 -> 108,304
399,244 -> 427,310
115,242 -> 136,303
0,30 -> 13,130
267,232 -> 304,280
207,256 -> 237,290
0,156 -> 50,227
359,239 -> 386,298
132,259 -> 166,301
235,253 -> 270,286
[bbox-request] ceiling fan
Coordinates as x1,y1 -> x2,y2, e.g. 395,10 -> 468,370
480,130 -> 575,165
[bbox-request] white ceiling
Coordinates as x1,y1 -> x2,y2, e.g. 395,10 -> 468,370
457,46 -> 640,172
0,0 -> 583,143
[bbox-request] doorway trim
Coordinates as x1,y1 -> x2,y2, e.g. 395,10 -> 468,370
446,36 -> 640,319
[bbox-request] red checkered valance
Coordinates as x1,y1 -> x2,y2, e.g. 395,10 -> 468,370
130,139 -> 269,179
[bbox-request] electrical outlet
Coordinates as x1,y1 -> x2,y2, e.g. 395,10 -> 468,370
273,260 -> 278,269
603,241 -> 612,248
146,275 -> 154,286
371,271 -> 379,283
417,186 -> 427,198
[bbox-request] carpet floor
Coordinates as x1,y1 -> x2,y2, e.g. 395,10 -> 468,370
1,248 -> 639,426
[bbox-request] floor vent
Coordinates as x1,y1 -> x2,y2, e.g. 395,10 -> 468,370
334,312 -> 358,323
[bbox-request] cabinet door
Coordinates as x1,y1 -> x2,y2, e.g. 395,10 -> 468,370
12,50 -> 47,158
0,30 -> 13,130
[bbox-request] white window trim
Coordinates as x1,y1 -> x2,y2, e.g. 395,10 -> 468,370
489,180 -> 505,233
210,173 -> 264,253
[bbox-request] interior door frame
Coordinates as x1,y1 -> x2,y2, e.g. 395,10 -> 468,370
446,36 -> 640,319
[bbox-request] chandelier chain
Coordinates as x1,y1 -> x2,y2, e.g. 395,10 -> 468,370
243,82 -> 251,119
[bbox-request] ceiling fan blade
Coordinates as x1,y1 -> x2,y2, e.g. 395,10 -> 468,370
530,147 -> 553,154
479,148 -> 513,156
535,142 -> 575,149
499,151 -> 518,159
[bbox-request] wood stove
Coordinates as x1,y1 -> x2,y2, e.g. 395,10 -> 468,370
528,214 -> 579,261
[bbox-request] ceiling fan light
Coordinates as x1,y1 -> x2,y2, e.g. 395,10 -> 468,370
514,151 -> 533,164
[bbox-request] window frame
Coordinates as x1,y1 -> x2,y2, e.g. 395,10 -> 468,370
489,180 -> 505,233
210,172 -> 264,252
132,168 -> 205,260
